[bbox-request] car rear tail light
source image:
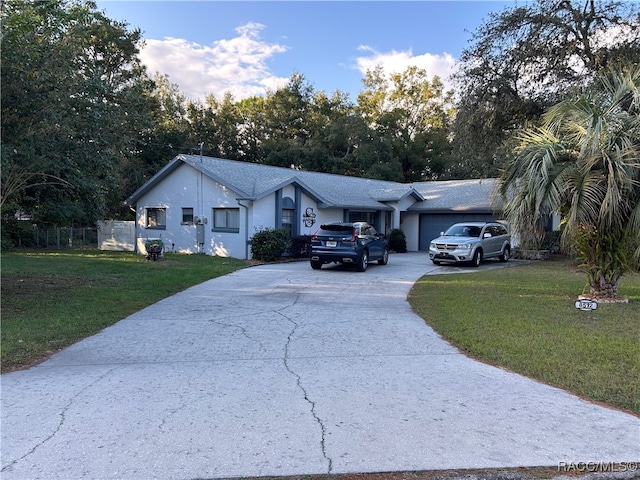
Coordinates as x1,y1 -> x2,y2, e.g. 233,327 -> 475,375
351,228 -> 357,242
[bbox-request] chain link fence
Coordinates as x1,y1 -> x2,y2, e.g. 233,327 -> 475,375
32,226 -> 98,249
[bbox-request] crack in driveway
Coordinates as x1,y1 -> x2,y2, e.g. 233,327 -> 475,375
277,300 -> 333,475
1,367 -> 117,473
210,318 -> 268,355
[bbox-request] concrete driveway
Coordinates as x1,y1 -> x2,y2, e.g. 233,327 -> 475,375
2,253 -> 638,479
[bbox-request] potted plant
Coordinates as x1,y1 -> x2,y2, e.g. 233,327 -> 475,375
145,239 -> 164,260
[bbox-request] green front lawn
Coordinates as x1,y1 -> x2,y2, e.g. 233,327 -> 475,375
408,259 -> 640,414
1,250 -> 246,372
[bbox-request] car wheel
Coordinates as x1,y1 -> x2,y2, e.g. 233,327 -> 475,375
356,250 -> 369,272
310,260 -> 322,270
499,246 -> 510,262
378,247 -> 389,265
470,249 -> 482,267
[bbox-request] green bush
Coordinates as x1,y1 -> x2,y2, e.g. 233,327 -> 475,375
290,235 -> 311,258
541,230 -> 563,253
1,218 -> 36,249
250,227 -> 292,262
388,228 -> 407,252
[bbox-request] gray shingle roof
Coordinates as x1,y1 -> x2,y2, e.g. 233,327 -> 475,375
185,155 -> 428,209
127,155 -> 423,210
126,155 -> 498,212
409,178 -> 499,212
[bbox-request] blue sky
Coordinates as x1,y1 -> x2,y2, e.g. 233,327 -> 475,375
97,1 -> 518,102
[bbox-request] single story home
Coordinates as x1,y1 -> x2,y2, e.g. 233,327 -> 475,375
125,154 -> 503,259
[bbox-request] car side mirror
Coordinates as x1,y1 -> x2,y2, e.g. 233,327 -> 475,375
483,232 -> 492,238
440,231 -> 444,236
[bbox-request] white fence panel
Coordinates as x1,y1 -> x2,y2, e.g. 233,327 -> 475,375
97,221 -> 135,252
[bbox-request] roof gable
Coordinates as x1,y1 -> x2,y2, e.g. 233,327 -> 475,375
125,157 -> 186,205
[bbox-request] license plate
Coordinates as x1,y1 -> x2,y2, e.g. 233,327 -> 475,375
326,241 -> 337,247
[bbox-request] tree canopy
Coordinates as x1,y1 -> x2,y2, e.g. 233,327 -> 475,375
452,0 -> 640,179
1,0 -> 151,225
357,66 -> 455,181
3,0 -> 639,247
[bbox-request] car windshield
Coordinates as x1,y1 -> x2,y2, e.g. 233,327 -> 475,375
444,224 -> 481,237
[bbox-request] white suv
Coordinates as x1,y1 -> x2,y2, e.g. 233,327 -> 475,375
429,222 -> 511,267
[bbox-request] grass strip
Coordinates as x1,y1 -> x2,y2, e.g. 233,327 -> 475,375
408,258 -> 640,414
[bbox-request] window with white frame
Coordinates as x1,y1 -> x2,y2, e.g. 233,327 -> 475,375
212,208 -> 240,232
146,208 -> 166,229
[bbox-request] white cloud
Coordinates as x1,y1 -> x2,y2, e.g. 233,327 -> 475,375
140,23 -> 289,101
355,46 -> 457,92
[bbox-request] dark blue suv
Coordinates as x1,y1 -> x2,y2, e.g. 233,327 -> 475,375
310,222 -> 389,272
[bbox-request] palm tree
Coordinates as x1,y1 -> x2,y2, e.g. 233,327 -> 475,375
497,66 -> 640,300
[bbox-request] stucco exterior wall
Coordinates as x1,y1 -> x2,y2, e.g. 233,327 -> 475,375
134,164 -> 250,259
306,207 -> 345,233
395,196 -> 421,250
251,196 -> 276,232
400,212 -> 420,252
